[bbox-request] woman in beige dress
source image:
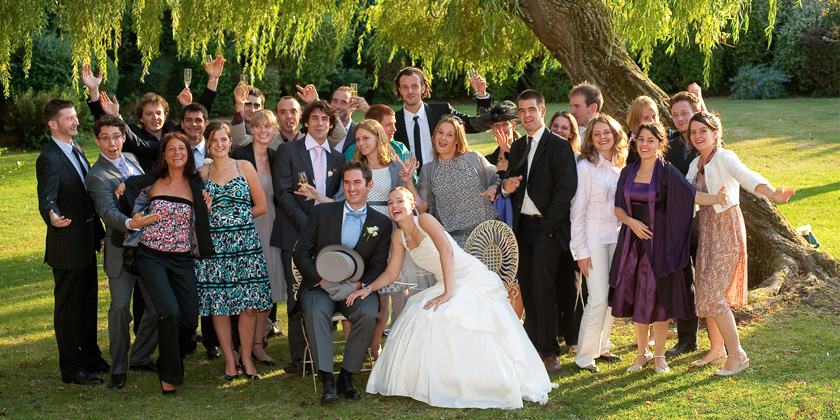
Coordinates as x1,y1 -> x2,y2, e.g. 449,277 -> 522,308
686,112 -> 794,376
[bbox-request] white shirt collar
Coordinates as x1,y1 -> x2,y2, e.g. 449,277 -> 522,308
52,137 -> 74,153
100,152 -> 124,168
403,103 -> 427,121
304,133 -> 331,152
527,125 -> 546,144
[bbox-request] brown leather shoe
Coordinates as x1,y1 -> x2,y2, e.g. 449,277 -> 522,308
544,354 -> 562,373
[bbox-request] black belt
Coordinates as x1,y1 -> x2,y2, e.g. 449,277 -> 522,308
521,214 -> 542,220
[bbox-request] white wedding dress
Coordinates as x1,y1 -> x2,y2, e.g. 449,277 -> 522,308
366,217 -> 556,408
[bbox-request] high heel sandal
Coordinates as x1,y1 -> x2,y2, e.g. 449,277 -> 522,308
714,351 -> 750,376
159,381 -> 177,397
692,348 -> 727,367
654,355 -> 670,373
251,342 -> 277,366
626,351 -> 653,373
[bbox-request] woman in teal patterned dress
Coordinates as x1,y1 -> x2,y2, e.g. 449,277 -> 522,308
195,121 -> 272,380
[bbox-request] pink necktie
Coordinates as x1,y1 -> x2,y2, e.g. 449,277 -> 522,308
313,145 -> 326,203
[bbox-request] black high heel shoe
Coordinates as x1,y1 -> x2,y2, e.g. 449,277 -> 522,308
251,342 -> 277,366
160,381 -> 177,397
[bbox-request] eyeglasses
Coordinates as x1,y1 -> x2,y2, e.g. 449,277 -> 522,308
97,135 -> 124,142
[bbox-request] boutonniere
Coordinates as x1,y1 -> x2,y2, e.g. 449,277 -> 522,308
203,158 -> 213,166
327,170 -> 334,178
363,226 -> 380,239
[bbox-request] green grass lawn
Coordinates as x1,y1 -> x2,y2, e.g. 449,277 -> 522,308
0,98 -> 838,419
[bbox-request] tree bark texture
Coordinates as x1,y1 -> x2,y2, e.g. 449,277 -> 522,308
513,0 -> 840,297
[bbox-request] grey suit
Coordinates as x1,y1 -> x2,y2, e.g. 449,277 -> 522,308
293,202 -> 392,373
85,152 -> 158,375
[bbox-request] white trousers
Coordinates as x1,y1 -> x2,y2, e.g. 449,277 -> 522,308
575,242 -> 617,368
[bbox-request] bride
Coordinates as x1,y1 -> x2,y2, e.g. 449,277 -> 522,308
346,187 -> 556,409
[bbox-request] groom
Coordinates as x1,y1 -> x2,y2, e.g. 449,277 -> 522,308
293,160 -> 392,405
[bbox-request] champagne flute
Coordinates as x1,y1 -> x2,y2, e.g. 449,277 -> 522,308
241,66 -> 249,86
298,172 -> 311,201
183,68 -> 192,89
205,55 -> 213,66
348,83 -> 358,112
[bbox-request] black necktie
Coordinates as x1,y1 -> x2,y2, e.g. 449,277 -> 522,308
510,136 -> 533,176
71,143 -> 88,178
413,115 -> 423,167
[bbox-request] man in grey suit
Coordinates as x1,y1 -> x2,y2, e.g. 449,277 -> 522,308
85,115 -> 161,389
293,161 -> 392,405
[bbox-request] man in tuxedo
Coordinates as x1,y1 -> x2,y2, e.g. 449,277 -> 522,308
391,67 -> 492,168
272,100 -> 346,374
330,86 -> 356,153
36,99 -> 109,385
85,115 -> 161,389
293,161 -> 392,405
501,89 -> 578,373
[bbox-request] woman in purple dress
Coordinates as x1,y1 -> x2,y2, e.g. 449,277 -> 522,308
610,122 -> 724,374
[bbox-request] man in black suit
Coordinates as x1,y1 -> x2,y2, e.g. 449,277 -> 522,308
293,161 -> 392,405
36,99 -> 109,385
85,115 -> 162,389
272,100 -> 346,374
391,67 -> 492,168
501,89 -> 578,374
330,86 -> 356,153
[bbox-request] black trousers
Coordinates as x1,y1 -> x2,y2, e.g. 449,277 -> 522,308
136,248 -> 198,385
53,263 -> 102,379
676,218 -> 701,346
555,252 -> 584,346
517,216 -> 562,357
282,250 -> 306,363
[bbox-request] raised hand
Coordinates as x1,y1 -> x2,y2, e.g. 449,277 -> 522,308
493,125 -> 512,153
177,88 -> 192,107
233,82 -> 248,111
398,156 -> 418,184
204,55 -> 225,79
295,84 -> 319,104
468,71 -> 487,97
349,95 -> 370,114
687,82 -> 703,98
81,64 -> 103,101
99,92 -> 120,116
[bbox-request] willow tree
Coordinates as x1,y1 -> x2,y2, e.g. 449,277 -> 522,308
3,0 -> 837,295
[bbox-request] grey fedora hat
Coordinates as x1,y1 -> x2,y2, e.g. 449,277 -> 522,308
316,244 -> 365,283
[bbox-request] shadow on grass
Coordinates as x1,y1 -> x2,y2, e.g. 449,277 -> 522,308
786,181 -> 840,203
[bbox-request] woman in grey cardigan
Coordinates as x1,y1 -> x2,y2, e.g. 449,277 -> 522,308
401,115 -> 500,247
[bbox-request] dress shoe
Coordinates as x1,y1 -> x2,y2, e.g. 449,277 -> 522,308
337,369 -> 361,400
129,361 -> 158,372
543,354 -> 562,373
224,373 -> 239,381
62,370 -> 104,385
597,353 -> 623,363
86,360 -> 111,374
206,346 -> 221,360
283,360 -> 311,374
107,373 -> 126,390
665,341 -> 698,357
320,381 -> 341,405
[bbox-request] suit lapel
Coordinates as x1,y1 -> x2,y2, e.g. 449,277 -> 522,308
529,131 -> 550,177
328,202 -> 344,245
353,207 -> 377,253
424,103 -> 437,133
124,153 -> 144,174
295,142 -> 315,180
394,109 -> 407,146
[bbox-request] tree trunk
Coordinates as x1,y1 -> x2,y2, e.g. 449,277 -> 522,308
513,0 -> 840,300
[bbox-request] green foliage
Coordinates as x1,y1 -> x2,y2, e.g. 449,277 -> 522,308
0,87 -> 93,150
798,24 -> 840,96
729,64 -> 790,98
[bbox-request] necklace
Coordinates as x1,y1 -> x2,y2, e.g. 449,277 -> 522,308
211,158 -> 235,171
637,167 -> 653,177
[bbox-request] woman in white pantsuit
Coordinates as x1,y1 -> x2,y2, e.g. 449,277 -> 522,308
570,115 -> 628,373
